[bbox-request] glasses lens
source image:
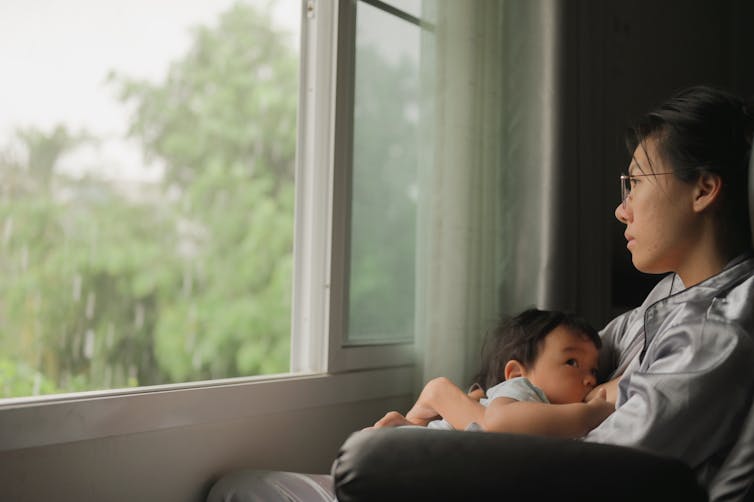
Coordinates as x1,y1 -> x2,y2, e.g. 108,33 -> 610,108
621,175 -> 630,206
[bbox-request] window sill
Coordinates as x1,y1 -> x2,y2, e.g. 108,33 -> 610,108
0,366 -> 413,452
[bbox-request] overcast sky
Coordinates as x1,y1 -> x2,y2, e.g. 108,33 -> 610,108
0,0 -> 299,180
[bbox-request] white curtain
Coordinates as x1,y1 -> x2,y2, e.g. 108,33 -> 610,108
415,0 -> 565,392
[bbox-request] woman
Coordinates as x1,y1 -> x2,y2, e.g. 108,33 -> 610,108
583,85 -> 754,492
371,85 -> 754,495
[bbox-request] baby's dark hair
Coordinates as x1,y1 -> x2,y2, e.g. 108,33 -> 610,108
471,308 -> 600,392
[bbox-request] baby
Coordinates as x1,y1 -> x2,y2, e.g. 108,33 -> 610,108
373,308 -> 614,437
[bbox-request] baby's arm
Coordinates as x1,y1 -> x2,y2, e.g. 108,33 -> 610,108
480,390 -> 615,437
404,377 -> 487,429
372,377 -> 488,429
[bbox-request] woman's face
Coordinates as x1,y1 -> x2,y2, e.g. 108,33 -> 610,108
614,137 -> 700,277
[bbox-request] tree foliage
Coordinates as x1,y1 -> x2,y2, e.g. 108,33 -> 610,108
0,2 -> 297,397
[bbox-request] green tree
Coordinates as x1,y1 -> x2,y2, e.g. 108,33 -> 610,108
0,1 -> 298,397
0,125 -> 180,393
111,1 -> 298,381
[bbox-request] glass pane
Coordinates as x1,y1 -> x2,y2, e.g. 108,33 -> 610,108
0,0 -> 300,398
347,1 -> 422,344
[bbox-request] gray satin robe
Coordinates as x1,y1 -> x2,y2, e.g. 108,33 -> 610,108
585,253 -> 754,498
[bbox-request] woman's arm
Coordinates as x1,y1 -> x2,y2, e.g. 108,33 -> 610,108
586,320 -> 754,467
480,390 -> 615,437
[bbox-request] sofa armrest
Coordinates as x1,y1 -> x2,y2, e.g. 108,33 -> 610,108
332,428 -> 707,501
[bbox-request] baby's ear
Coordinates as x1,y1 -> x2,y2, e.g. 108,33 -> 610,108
504,360 -> 526,380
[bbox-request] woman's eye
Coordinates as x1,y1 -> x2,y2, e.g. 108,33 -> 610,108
630,178 -> 640,187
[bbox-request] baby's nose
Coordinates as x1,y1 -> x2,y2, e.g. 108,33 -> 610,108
584,373 -> 597,387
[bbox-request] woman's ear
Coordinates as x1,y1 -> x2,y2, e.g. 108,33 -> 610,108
692,172 -> 723,212
504,360 -> 526,380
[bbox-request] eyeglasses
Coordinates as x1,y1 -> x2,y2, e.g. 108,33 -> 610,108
620,172 -> 678,208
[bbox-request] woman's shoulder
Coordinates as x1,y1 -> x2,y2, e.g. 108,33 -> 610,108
707,271 -> 754,333
645,276 -> 754,371
645,255 -> 754,341
643,313 -> 754,380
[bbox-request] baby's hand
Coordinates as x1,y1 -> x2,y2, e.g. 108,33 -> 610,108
371,411 -> 415,429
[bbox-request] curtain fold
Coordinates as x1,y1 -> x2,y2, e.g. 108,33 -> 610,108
415,0 -> 565,392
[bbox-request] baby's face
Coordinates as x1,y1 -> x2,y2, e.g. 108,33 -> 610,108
523,326 -> 599,404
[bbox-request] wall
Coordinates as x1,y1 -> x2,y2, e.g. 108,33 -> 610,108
564,0 -> 754,326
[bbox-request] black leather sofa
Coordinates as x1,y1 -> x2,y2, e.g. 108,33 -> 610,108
331,427 -> 708,501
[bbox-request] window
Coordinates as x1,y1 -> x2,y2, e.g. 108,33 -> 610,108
0,0 -> 301,398
0,0 -> 433,401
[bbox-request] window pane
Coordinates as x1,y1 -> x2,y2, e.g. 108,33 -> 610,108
0,0 -> 300,398
347,1 -> 422,344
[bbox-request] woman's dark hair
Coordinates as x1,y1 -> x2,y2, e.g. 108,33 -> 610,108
626,85 -> 754,246
471,308 -> 600,392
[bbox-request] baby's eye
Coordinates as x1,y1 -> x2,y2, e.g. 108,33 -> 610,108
565,359 -> 578,367
591,368 -> 598,377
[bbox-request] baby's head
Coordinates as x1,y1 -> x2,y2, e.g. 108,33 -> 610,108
474,308 -> 601,404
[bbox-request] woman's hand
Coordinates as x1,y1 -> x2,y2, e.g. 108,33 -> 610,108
584,388 -> 616,430
586,376 -> 621,406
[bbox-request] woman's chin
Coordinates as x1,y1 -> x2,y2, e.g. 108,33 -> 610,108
631,255 -> 670,276
630,252 -> 652,273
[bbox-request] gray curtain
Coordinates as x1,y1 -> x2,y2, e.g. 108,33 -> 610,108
415,0 -> 569,391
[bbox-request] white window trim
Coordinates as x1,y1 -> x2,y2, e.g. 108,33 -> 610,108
289,0 -> 339,374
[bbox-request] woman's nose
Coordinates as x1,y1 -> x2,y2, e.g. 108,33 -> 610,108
615,202 -> 629,224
